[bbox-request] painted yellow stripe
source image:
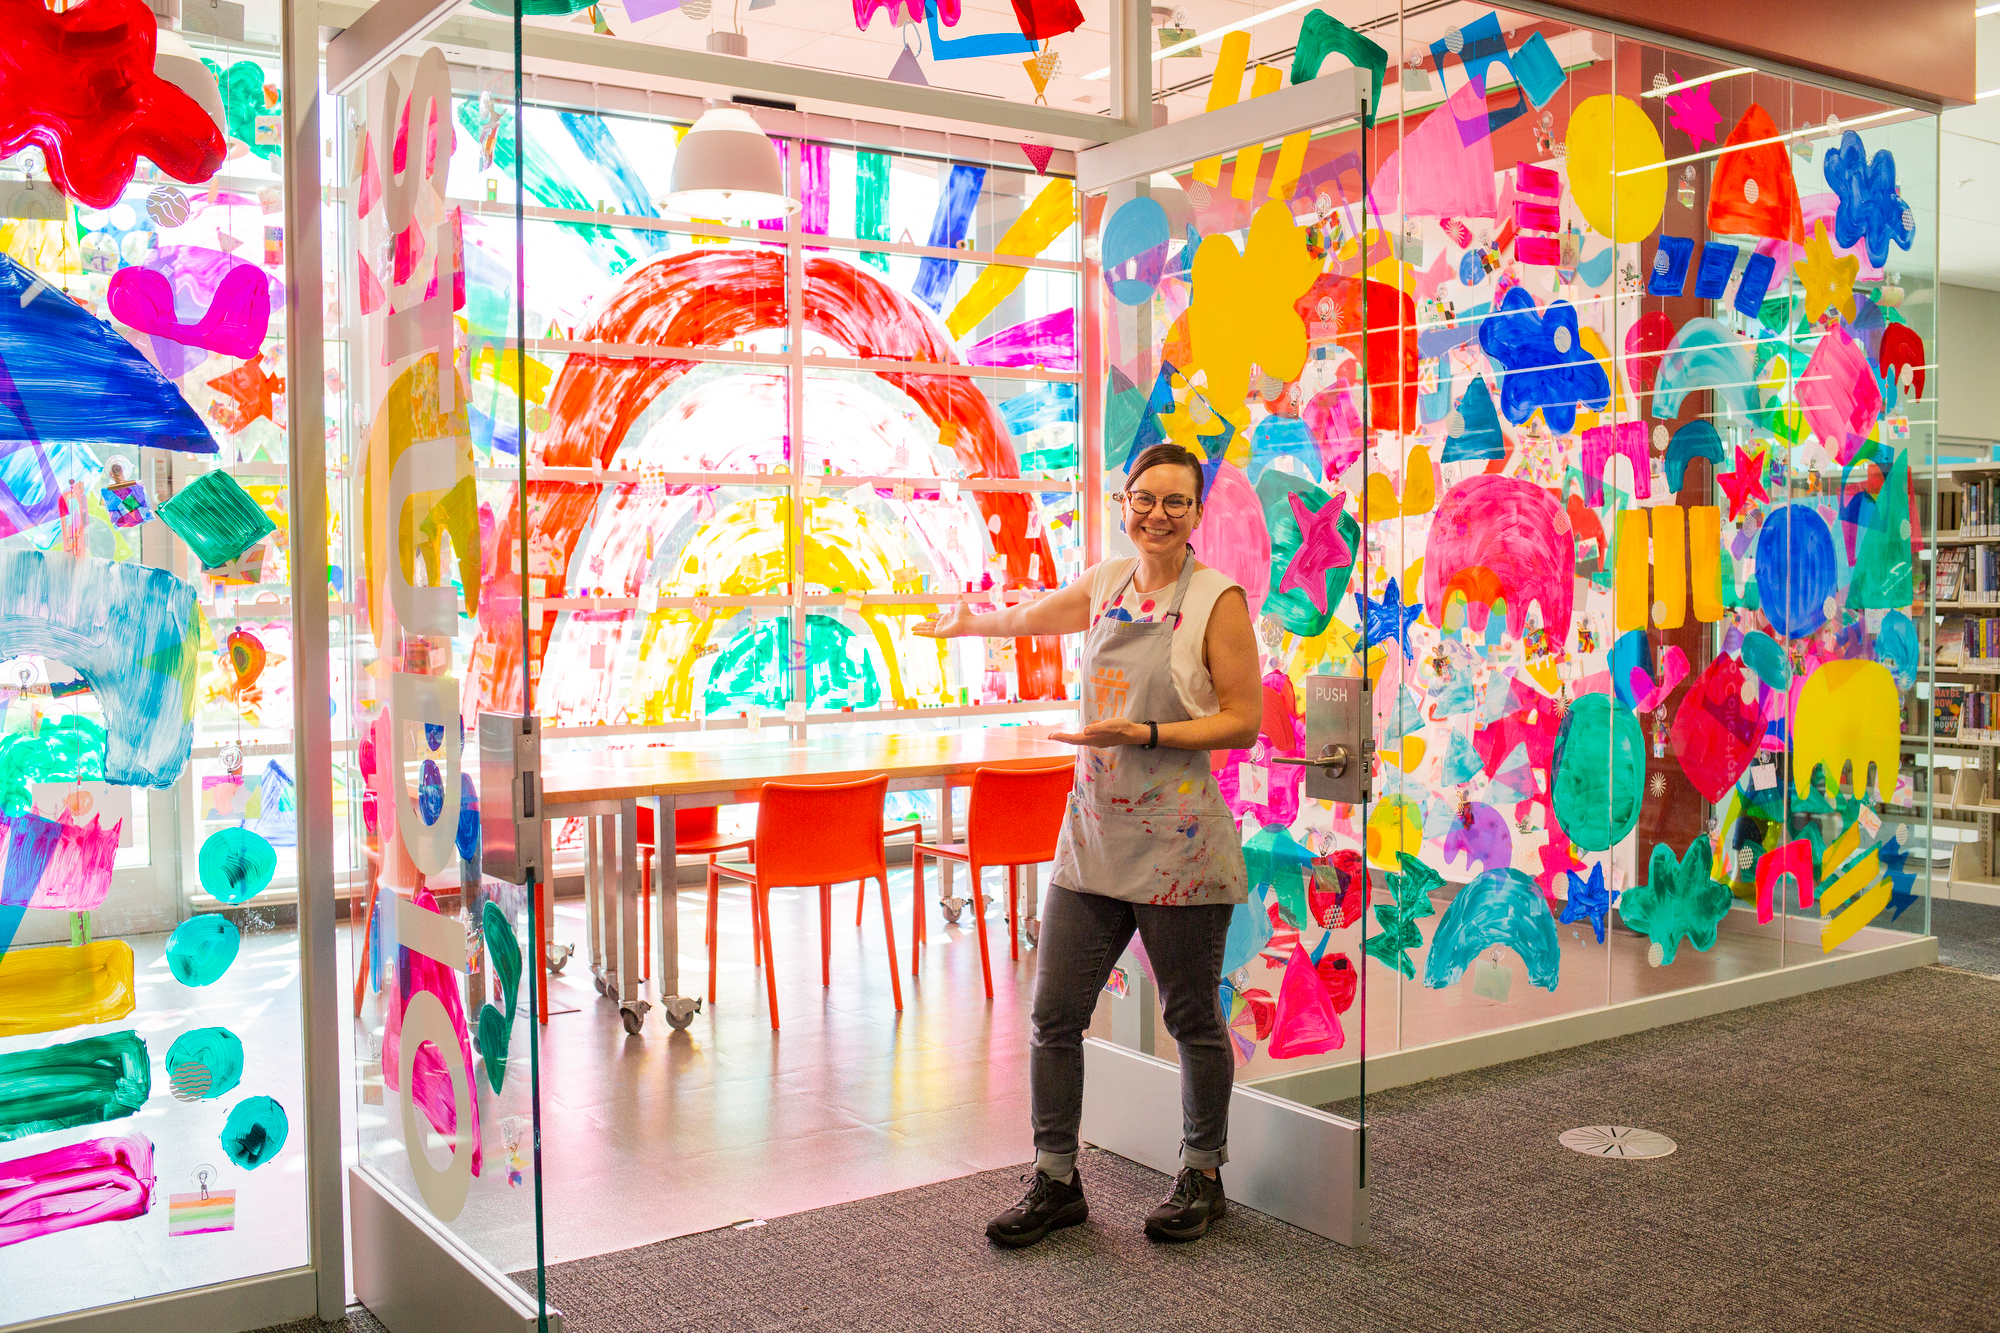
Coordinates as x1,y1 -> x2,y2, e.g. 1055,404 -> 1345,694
1821,879 -> 1891,952
1688,504 -> 1723,622
0,941 -> 136,1038
1613,509 -> 1650,632
1821,821 -> 1863,885
944,179 -> 1077,341
1818,849 -> 1880,919
1230,64 -> 1285,200
1192,31 -> 1253,187
1650,505 -> 1686,629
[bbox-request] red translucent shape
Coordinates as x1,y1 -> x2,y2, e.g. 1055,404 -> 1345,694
0,0 -> 227,209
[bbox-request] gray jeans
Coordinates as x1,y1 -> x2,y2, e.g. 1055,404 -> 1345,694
1030,884 -> 1236,1177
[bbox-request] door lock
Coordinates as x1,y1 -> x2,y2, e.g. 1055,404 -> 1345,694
1275,743 -> 1350,778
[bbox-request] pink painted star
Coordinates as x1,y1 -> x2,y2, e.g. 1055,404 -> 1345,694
1717,445 -> 1769,521
1278,490 -> 1354,614
1664,82 -> 1724,150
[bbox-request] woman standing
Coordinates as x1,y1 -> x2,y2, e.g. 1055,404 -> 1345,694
915,442 -> 1261,1246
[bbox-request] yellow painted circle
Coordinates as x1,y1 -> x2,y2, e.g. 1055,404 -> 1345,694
1365,795 -> 1424,869
1564,95 -> 1666,244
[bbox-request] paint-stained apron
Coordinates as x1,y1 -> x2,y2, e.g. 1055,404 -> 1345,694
1049,555 -> 1248,907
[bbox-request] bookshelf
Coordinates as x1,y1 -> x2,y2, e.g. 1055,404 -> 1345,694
1917,459 -> 2000,903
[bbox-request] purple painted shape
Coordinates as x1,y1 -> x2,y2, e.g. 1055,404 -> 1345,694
1442,802 -> 1513,878
0,811 -> 64,907
1579,420 -> 1651,505
963,309 -> 1077,370
0,1133 -> 155,1248
622,0 -> 684,21
110,247 -> 284,378
1304,385 -> 1364,477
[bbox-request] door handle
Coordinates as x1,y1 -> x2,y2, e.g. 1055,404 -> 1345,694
1274,743 -> 1350,778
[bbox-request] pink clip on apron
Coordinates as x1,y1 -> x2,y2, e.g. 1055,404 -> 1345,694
1049,556 -> 1248,907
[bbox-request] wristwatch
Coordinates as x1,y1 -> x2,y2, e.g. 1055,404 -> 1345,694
1144,721 -> 1159,750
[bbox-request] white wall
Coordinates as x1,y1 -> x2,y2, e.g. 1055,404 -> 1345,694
1940,283 -> 2000,444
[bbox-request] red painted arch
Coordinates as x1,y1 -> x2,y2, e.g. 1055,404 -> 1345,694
475,248 -> 1063,712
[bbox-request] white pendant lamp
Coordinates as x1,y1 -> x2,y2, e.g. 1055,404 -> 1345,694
664,106 -> 799,221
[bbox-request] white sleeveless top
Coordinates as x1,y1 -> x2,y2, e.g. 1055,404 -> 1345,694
1086,558 -> 1242,720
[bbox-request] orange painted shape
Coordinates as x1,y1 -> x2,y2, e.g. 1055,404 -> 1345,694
1231,64 -> 1284,201
0,941 -> 136,1037
1688,505 -> 1723,622
1613,509 -> 1650,632
1651,505 -> 1687,629
1193,31 -> 1253,187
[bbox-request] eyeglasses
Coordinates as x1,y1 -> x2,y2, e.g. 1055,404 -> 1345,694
1116,491 -> 1196,517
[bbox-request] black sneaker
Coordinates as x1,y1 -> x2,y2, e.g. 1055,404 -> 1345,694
1144,1167 -> 1226,1242
985,1168 -> 1087,1248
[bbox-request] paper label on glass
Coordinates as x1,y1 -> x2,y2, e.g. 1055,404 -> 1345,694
1240,763 -> 1268,805
32,783 -> 134,845
1471,959 -> 1513,1002
784,702 -> 806,722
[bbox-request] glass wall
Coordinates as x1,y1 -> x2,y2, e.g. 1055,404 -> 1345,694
0,0 -> 317,1321
1087,5 -> 1939,1087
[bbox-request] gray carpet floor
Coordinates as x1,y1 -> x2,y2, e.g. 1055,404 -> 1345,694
261,957 -> 2000,1333
1932,898 -> 2000,977
531,968 -> 2000,1332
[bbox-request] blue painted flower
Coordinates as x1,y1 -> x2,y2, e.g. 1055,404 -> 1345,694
1475,285 -> 1609,434
1823,130 -> 1913,269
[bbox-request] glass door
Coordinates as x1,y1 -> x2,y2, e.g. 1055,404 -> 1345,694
328,14 -> 550,1328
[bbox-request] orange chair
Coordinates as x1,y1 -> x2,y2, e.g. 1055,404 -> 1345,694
711,775 -> 921,1029
910,763 -> 1073,998
636,804 -> 755,983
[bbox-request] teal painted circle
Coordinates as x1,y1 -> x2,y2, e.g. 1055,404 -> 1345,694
1101,196 -> 1169,306
220,1095 -> 289,1169
1551,693 -> 1645,852
197,827 -> 277,904
164,914 -> 241,986
165,1026 -> 244,1101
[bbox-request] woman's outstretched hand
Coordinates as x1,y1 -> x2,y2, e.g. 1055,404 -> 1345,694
1049,718 -> 1148,748
912,601 -> 977,639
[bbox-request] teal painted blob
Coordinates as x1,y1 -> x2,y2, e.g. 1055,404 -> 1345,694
1421,868 -> 1562,991
220,1095 -> 289,1169
1740,631 -> 1791,690
1242,823 -> 1317,929
165,1026 -> 244,1102
1850,447 -> 1913,609
0,1031 -> 149,1142
474,900 -> 523,1094
0,717 -> 106,816
165,915 -> 241,986
197,827 -> 277,904
1618,838 -> 1729,965
475,1003 -> 509,1095
1551,693 -> 1644,852
703,614 -> 881,717
155,470 -> 276,569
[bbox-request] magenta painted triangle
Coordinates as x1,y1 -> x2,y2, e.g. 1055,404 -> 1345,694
1020,142 -> 1054,175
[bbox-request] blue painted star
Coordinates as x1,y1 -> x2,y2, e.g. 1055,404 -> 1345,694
1558,863 -> 1617,943
1357,576 -> 1422,659
1878,836 -> 1918,921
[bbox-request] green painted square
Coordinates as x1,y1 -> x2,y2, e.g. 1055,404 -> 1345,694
156,470 -> 276,569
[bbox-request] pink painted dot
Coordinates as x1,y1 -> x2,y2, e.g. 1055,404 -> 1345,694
1140,599 -> 1156,613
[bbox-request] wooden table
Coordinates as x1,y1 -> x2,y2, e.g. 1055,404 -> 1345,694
538,728 -> 1076,1032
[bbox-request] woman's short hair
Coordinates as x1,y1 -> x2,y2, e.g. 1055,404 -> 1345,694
1125,443 -> 1207,505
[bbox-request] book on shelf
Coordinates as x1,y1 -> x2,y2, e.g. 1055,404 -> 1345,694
1934,683 -> 1967,737
1935,547 -> 1968,602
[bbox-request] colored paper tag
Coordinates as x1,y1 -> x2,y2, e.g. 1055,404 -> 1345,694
1240,763 -> 1268,804
1856,805 -> 1881,836
784,702 -> 806,723
168,1189 -> 237,1236
1471,959 -> 1513,1002
1751,761 -> 1777,790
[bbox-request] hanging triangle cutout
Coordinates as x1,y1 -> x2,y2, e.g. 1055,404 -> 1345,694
1707,103 -> 1802,243
1020,142 -> 1055,175
887,46 -> 929,86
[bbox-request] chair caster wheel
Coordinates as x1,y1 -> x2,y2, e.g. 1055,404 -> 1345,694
1024,916 -> 1040,947
662,996 -> 701,1030
619,1002 -> 649,1034
546,942 -> 573,975
940,896 -> 966,925
593,975 -> 608,996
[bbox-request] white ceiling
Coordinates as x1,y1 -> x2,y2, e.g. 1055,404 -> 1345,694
1941,10 -> 2000,290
